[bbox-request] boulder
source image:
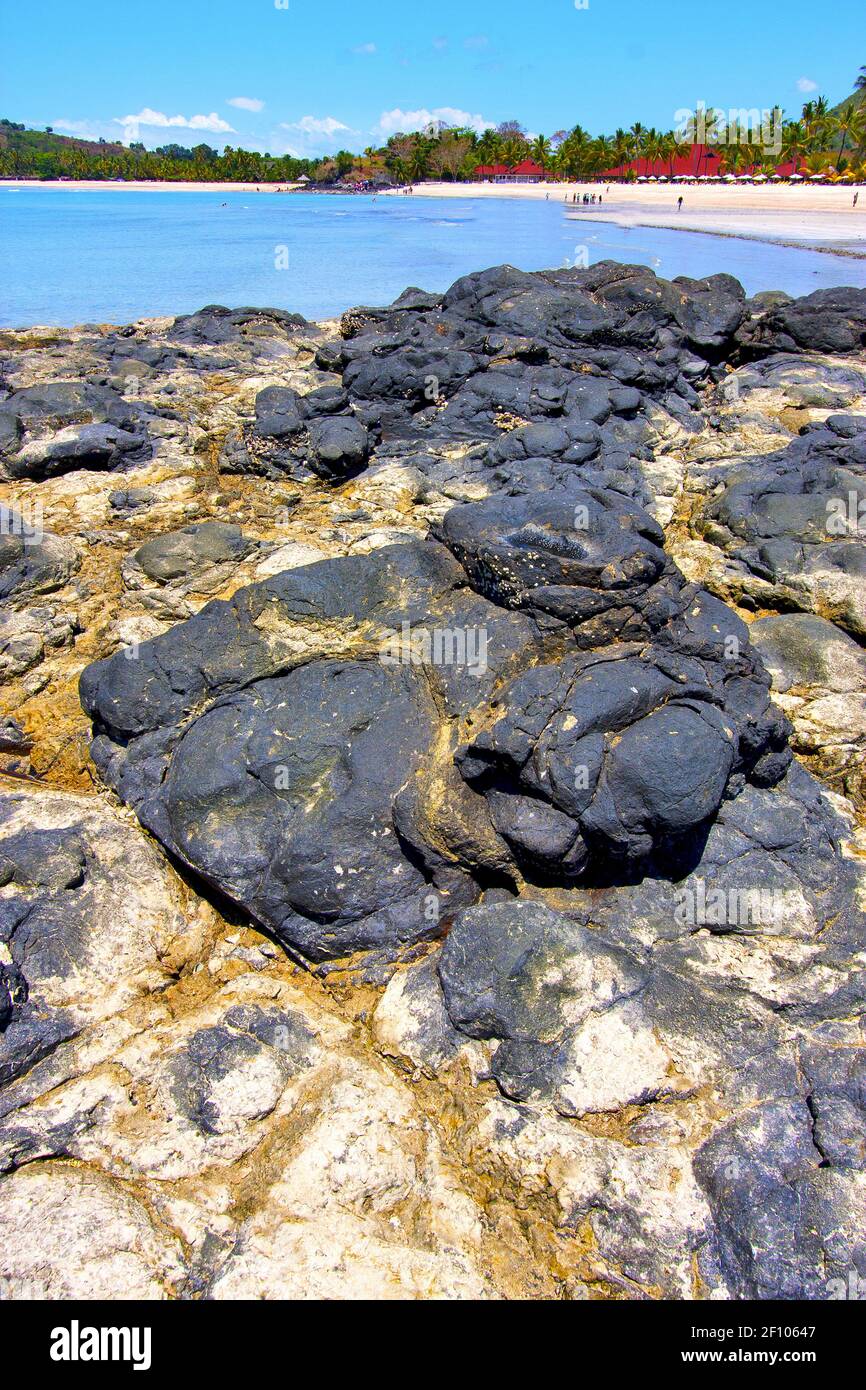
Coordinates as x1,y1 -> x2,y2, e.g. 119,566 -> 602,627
132,522 -> 255,585
0,381 -> 150,480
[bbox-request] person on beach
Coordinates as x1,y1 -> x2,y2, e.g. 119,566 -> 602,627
855,192 -> 859,207
677,195 -> 683,211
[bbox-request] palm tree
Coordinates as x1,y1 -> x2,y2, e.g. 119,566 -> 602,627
781,120 -> 805,175
476,128 -> 502,164
571,125 -> 593,179
501,136 -> 524,168
855,66 -> 866,104
611,127 -> 631,178
802,95 -> 831,152
628,122 -> 646,174
410,143 -> 430,181
702,106 -> 728,174
803,150 -> 833,178
529,134 -> 552,172
641,127 -> 664,175
595,134 -> 615,174
719,143 -> 746,176
834,105 -> 866,171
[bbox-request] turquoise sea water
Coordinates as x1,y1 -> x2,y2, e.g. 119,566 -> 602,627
2,187 -> 865,328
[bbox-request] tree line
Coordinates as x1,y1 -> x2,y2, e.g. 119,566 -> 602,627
2,68 -> 864,187
0,123 -> 315,183
377,78 -> 866,183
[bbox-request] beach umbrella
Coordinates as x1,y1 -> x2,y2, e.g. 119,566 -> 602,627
809,173 -> 825,181
657,175 -> 668,182
789,173 -> 804,181
724,174 -> 737,181
636,175 -> 648,182
752,174 -> 768,182
770,174 -> 782,181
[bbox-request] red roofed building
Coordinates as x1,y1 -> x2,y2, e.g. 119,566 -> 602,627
474,159 -> 545,183
599,144 -> 725,180
509,159 -> 545,182
598,144 -> 808,181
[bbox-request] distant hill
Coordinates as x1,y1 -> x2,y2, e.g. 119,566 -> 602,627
830,91 -> 862,118
0,123 -> 128,158
823,88 -> 864,149
0,118 -> 315,182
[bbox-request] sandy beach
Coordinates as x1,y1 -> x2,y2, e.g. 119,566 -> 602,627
389,180 -> 866,256
2,179 -> 300,194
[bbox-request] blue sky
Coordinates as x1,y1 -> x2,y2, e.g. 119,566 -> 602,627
3,0 -> 863,156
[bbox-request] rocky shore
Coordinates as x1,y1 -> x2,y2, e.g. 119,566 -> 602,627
1,265 -> 865,1300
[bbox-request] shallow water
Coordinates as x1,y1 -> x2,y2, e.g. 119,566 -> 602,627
2,187 -> 864,328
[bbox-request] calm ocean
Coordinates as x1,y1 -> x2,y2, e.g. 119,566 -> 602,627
2,187 -> 865,328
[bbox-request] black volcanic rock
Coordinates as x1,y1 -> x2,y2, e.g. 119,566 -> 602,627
167,304 -> 311,346
0,520 -> 79,601
329,261 -> 751,446
737,286 -> 866,357
221,383 -> 371,482
0,382 -> 151,481
77,265 -> 866,971
81,477 -> 792,956
432,488 -> 672,636
691,414 -> 866,638
307,414 -> 370,479
0,257 -> 859,1302
133,523 -> 255,585
80,541 -> 492,960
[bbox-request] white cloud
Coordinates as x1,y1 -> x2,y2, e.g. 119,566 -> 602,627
115,108 -> 236,142
432,37 -> 448,51
796,77 -> 818,93
228,96 -> 264,112
464,35 -> 489,50
376,106 -> 495,137
272,115 -> 358,158
352,42 -> 376,55
280,115 -> 353,137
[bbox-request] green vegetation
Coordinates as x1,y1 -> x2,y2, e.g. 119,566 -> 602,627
0,122 -> 315,182
375,85 -> 866,184
2,68 -> 864,187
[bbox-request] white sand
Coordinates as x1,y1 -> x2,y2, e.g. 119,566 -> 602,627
388,181 -> 866,254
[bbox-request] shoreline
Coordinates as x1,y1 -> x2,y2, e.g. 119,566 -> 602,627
387,180 -> 866,258
612,218 -> 866,260
5,177 -> 865,257
1,179 -> 300,193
